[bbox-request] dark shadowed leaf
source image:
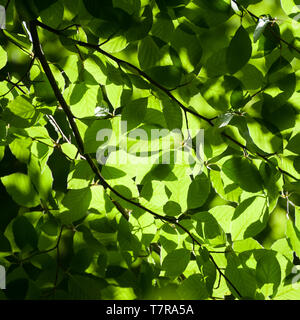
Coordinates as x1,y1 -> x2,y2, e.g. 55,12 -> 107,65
222,157 -> 263,192
226,26 -> 252,74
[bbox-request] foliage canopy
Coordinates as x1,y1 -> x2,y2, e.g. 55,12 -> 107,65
0,0 -> 300,300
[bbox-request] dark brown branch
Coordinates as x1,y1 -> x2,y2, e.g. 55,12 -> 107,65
5,79 -> 27,94
29,21 -> 85,154
5,0 -> 11,10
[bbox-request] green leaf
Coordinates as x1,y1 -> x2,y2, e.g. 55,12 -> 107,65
12,216 -> 38,250
125,5 -> 153,41
192,211 -> 226,246
83,119 -> 113,154
83,0 -> 132,32
222,156 -> 263,193
2,30 -> 32,50
162,248 -> 191,277
286,133 -> 300,155
30,64 -> 64,103
151,12 -> 174,42
271,238 -> 293,262
209,205 -> 235,234
117,217 -> 142,254
3,96 -> 38,128
0,45 -> 7,69
274,284 -> 300,300
226,26 -> 252,74
177,274 -> 209,300
196,247 -> 217,294
130,211 -> 156,246
231,196 -> 268,240
60,188 -> 92,223
64,84 -> 101,119
163,201 -> 182,217
138,36 -> 161,69
61,143 -> 78,159
9,138 -> 32,163
256,254 -> 281,292
88,217 -> 116,234
204,127 -> 228,159
0,233 -> 11,252
40,215 -> 59,236
121,98 -> 148,130
233,238 -> 262,252
81,55 -> 106,84
170,25 -> 202,73
205,47 -> 228,77
286,219 -> 300,258
225,251 -> 257,298
68,275 -> 106,299
39,0 -> 64,28
28,157 -> 53,201
89,185 -> 116,215
187,173 -> 210,209
146,66 -> 182,89
280,0 -> 298,16
247,119 -> 283,154
70,248 -> 95,273
237,64 -> 263,90
230,86 -> 249,109
1,173 -> 40,207
0,0 -> 298,300
100,35 -> 129,53
161,98 -> 183,131
258,21 -> 280,55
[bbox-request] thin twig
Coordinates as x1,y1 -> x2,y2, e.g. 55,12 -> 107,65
19,225 -> 64,263
0,57 -> 35,98
46,114 -> 72,144
53,226 -> 64,296
5,79 -> 27,94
